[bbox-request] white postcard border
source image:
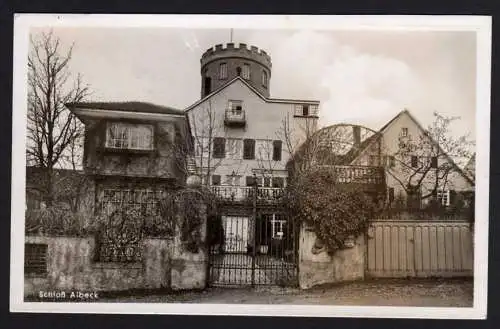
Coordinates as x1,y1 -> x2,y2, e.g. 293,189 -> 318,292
10,14 -> 491,319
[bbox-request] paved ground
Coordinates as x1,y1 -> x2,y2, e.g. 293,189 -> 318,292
100,279 -> 473,307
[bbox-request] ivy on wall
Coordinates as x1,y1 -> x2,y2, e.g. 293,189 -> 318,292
290,167 -> 377,254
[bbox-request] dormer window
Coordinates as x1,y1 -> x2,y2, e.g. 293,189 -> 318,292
106,122 -> 154,150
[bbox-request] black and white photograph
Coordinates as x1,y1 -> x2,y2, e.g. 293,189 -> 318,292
10,15 -> 491,319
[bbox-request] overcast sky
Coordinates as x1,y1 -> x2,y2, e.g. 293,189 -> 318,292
30,27 -> 477,139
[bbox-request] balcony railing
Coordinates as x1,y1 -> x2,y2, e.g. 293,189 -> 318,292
318,165 -> 385,185
211,186 -> 284,202
224,109 -> 246,127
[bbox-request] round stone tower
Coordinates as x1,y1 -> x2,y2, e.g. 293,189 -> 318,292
200,43 -> 272,98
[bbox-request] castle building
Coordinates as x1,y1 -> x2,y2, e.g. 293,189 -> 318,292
185,43 -> 320,256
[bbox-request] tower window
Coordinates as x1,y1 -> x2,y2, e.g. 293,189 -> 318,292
242,64 -> 250,79
262,70 -> 268,87
219,63 -> 227,79
236,67 -> 242,76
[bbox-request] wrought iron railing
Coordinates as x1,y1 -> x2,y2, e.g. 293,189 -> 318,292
224,109 -> 246,126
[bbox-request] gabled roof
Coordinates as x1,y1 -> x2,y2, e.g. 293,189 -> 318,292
66,101 -> 185,116
184,76 -> 320,112
352,109 -> 475,186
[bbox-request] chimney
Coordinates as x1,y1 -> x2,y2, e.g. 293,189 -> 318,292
353,126 -> 361,148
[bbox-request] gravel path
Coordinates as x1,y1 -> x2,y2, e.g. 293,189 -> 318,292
100,279 -> 473,307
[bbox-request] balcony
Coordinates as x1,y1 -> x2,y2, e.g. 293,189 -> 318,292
211,186 -> 284,203
224,108 -> 246,127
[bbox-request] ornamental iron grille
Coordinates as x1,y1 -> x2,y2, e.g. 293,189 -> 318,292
97,188 -> 162,262
207,180 -> 298,287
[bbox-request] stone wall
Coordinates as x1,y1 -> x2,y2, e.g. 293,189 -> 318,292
24,234 -> 207,297
298,226 -> 365,289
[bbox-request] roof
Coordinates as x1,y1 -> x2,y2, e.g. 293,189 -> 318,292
66,101 -> 185,116
184,76 -> 320,112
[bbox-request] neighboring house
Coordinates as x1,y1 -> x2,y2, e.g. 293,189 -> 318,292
65,101 -> 193,219
185,43 -> 320,252
350,109 -> 474,210
464,153 -> 476,182
25,166 -> 89,212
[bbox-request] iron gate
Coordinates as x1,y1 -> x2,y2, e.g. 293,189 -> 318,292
207,183 -> 299,287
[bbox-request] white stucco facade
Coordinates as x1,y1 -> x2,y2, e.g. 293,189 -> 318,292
185,77 -> 319,190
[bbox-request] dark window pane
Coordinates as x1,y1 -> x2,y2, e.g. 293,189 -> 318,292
431,156 -> 438,168
411,155 -> 418,168
302,105 -> 309,116
246,176 -> 255,186
212,175 -> 221,186
272,177 -> 284,188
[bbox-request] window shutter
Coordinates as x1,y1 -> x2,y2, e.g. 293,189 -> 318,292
272,140 -> 282,161
243,139 -> 255,159
213,137 -> 225,158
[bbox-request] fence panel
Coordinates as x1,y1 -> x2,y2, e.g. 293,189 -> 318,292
366,220 -> 473,278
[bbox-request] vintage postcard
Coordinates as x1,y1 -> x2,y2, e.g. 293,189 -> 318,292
10,14 -> 491,319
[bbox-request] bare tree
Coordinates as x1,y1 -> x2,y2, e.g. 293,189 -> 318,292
383,112 -> 475,209
188,100 -> 247,191
27,31 -> 90,205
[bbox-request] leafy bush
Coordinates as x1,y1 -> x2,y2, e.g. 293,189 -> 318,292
291,167 -> 377,254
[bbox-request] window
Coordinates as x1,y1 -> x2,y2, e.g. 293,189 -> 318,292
272,177 -> 284,188
243,139 -> 255,159
388,155 -> 396,168
262,70 -> 268,87
226,175 -> 240,186
263,177 -> 271,187
212,175 -> 221,186
270,214 -> 286,239
411,155 -> 418,168
226,138 -> 242,159
228,100 -> 243,114
430,156 -> 438,168
242,64 -> 250,79
302,105 -> 309,116
213,137 -> 226,158
106,123 -> 154,150
219,63 -> 227,79
437,189 -> 450,206
24,243 -> 47,275
102,188 -> 161,216
401,127 -> 409,137
246,176 -> 256,186
272,140 -> 282,161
